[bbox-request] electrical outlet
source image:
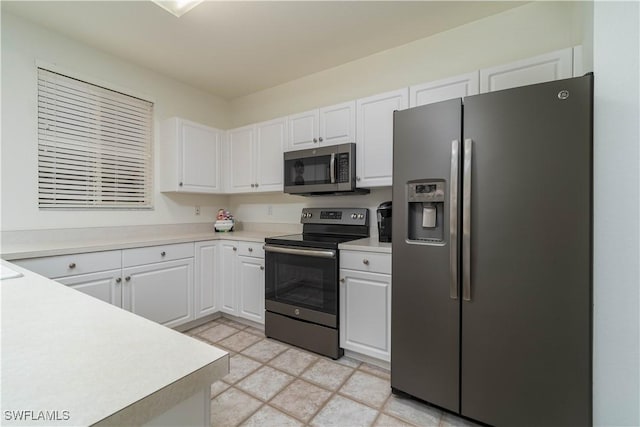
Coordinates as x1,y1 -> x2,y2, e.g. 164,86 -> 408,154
267,205 -> 273,216
195,206 -> 201,216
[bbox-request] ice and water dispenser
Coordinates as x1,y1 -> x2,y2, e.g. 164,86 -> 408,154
407,181 -> 445,243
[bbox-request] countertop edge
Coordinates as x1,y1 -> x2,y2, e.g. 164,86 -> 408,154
339,238 -> 392,254
93,355 -> 229,427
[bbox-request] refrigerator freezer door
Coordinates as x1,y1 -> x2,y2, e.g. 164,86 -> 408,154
391,98 -> 462,412
460,75 -> 592,426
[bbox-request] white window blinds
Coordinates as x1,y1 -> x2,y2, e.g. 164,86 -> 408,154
37,68 -> 153,209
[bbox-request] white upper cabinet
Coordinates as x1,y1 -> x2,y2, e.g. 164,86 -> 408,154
480,47 -> 573,93
161,118 -> 222,193
255,117 -> 286,192
288,109 -> 318,150
287,101 -> 356,151
318,101 -> 356,146
227,125 -> 256,193
409,71 -> 480,108
356,88 -> 408,188
227,117 -> 286,193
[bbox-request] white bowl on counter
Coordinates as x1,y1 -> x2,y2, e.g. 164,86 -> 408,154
214,220 -> 234,232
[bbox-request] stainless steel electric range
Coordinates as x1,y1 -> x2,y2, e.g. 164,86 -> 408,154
264,207 -> 369,359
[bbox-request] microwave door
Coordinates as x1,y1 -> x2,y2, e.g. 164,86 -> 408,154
284,151 -> 338,194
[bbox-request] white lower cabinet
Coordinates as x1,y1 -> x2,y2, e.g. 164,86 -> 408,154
123,258 -> 194,329
339,250 -> 392,362
238,256 -> 265,324
194,241 -> 219,318
218,240 -> 266,324
56,269 -> 123,307
219,241 -> 239,316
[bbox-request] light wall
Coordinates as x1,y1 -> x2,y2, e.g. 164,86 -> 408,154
1,12 -> 230,231
592,2 -> 640,425
229,1 -> 586,127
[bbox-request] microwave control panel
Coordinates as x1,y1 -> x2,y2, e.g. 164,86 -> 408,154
337,153 -> 350,183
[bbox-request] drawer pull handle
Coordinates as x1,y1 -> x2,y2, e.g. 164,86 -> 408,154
115,277 -> 122,283
161,251 -> 166,257
340,278 -> 345,283
248,247 -> 253,252
260,266 -> 264,271
68,262 -> 76,269
125,276 -> 131,282
233,247 -> 237,251
363,259 -> 370,265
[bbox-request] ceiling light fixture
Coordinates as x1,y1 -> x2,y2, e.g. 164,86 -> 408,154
151,0 -> 204,18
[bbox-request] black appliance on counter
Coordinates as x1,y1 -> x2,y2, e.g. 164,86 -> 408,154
377,201 -> 392,243
264,207 -> 369,359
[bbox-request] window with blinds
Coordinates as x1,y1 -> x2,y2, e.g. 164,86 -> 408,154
37,68 -> 153,209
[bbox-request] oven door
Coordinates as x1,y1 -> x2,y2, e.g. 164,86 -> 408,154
264,244 -> 338,328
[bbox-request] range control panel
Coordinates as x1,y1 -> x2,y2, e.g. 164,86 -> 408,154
301,208 -> 369,226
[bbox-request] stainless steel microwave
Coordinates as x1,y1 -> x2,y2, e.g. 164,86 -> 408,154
283,143 -> 368,195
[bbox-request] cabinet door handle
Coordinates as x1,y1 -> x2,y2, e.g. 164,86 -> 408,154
233,247 -> 237,251
68,262 -> 76,269
319,137 -> 323,142
255,183 -> 259,188
313,138 -> 318,143
260,266 -> 264,271
356,176 -> 361,182
179,182 -> 183,187
161,251 -> 166,257
340,278 -> 345,283
248,247 -> 253,252
362,259 -> 370,265
251,184 -> 255,188
125,276 -> 131,282
115,277 -> 122,283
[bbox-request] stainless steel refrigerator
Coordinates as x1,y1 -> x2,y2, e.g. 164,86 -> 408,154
391,75 -> 592,426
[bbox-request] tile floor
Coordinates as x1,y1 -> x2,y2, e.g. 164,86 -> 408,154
185,317 -> 480,427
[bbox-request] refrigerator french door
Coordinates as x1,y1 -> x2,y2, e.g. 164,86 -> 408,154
391,75 -> 592,426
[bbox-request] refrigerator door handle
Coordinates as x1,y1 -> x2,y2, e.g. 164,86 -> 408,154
449,139 -> 459,299
463,138 -> 473,301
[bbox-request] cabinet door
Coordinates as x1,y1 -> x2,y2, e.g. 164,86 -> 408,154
219,241 -> 239,315
57,269 -> 123,307
227,126 -> 255,193
287,109 -> 319,151
180,121 -> 222,192
339,269 -> 391,361
123,258 -> 194,328
255,117 -> 286,192
356,88 -> 408,188
238,256 -> 265,324
480,47 -> 573,93
194,241 -> 219,318
410,71 -> 479,107
319,101 -> 356,145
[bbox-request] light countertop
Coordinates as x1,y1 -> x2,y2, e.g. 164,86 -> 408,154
339,237 -> 392,254
1,260 -> 229,426
1,230 -> 278,261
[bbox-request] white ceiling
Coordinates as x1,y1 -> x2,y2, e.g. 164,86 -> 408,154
3,1 -> 525,100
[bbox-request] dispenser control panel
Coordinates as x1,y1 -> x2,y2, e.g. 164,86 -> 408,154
408,182 -> 445,203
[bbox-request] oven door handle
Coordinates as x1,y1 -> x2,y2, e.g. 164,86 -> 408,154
264,244 -> 337,259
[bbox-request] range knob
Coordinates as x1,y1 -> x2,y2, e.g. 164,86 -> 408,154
358,213 -> 364,219
307,212 -> 312,218
351,213 -> 357,219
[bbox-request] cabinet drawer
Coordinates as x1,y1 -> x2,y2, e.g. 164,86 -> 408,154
341,251 -> 391,275
238,241 -> 265,258
13,250 -> 121,279
123,243 -> 194,267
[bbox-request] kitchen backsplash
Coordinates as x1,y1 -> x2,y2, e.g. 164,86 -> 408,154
228,187 -> 392,237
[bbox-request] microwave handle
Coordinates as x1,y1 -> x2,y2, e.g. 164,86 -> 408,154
330,153 -> 336,184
